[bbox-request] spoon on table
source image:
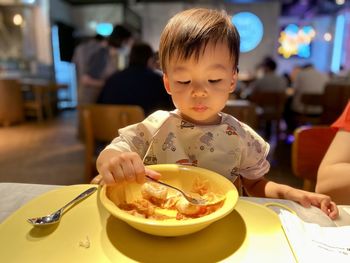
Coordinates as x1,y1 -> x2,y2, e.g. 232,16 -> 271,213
27,187 -> 97,226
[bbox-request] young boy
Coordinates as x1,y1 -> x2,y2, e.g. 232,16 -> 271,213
96,8 -> 338,219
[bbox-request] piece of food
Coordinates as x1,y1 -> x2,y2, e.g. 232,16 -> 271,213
113,178 -> 225,220
175,197 -> 201,216
141,182 -> 168,206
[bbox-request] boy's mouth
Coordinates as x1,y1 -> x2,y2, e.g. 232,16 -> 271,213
192,105 -> 208,112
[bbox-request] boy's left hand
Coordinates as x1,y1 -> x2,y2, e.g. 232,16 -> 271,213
285,188 -> 339,220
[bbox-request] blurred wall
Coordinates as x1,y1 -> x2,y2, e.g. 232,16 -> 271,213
130,1 -> 281,74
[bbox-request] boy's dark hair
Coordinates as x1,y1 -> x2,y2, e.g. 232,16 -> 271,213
108,25 -> 132,48
129,42 -> 154,67
159,8 -> 240,73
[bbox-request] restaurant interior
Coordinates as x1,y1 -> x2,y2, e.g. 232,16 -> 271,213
1,1 -> 350,261
0,0 -> 349,188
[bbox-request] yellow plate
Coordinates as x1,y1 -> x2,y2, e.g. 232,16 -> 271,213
0,184 -> 295,262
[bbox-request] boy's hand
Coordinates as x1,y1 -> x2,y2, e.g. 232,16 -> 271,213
98,151 -> 161,185
285,188 -> 339,220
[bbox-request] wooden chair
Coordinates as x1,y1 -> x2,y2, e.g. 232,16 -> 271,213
82,104 -> 145,182
0,79 -> 24,126
22,82 -> 57,122
291,126 -> 337,191
321,83 -> 350,124
295,93 -> 324,126
250,90 -> 287,138
223,99 -> 258,129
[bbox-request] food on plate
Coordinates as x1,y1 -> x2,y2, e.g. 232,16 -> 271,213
141,182 -> 168,205
108,178 -> 225,220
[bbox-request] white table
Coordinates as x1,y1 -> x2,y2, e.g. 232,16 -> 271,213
1,182 -> 349,226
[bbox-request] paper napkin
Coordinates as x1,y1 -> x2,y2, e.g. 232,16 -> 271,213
279,210 -> 350,263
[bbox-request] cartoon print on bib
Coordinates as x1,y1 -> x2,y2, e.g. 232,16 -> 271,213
199,132 -> 215,152
162,132 -> 176,151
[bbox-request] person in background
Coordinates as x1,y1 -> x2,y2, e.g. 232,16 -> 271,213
97,42 -> 173,115
80,25 -> 134,104
77,25 -> 133,140
283,63 -> 329,134
72,34 -> 106,89
291,63 -> 329,115
95,8 -> 338,219
251,57 -> 287,93
316,101 -> 350,204
249,57 -> 287,140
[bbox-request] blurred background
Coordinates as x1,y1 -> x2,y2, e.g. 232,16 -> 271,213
0,0 -> 349,187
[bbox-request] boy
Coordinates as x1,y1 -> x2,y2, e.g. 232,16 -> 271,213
96,8 -> 338,219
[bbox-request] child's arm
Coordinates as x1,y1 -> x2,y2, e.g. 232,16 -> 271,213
96,149 -> 161,185
242,177 -> 339,219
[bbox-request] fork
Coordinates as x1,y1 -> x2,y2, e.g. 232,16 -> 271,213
145,175 -> 207,206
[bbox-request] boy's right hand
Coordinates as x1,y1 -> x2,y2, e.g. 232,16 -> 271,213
98,151 -> 161,185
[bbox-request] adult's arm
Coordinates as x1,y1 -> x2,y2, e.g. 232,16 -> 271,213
316,130 -> 350,204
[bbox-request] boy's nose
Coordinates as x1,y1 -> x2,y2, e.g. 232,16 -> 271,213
191,83 -> 207,97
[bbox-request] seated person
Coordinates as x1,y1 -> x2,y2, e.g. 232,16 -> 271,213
96,8 -> 338,219
97,42 -> 173,115
316,101 -> 350,204
251,57 -> 287,93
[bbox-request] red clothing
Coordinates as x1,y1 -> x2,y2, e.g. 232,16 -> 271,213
332,101 -> 350,132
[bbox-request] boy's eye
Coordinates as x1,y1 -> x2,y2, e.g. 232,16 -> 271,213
208,79 -> 222,83
177,80 -> 191,85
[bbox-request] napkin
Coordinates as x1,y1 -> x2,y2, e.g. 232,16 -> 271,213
279,210 -> 350,263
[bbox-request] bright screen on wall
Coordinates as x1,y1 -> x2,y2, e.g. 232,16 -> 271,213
232,12 -> 264,53
278,24 -> 315,59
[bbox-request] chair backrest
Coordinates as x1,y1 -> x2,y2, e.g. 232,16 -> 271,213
223,100 -> 258,129
0,79 -> 24,126
321,83 -> 350,124
292,125 -> 337,191
300,93 -> 324,107
82,104 -> 145,181
250,90 -> 287,120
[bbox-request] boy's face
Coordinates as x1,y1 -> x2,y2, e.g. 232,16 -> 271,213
163,41 -> 237,125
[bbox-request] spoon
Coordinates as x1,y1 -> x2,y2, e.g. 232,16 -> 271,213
27,187 -> 97,226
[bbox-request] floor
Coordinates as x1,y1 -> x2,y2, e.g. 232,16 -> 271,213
0,110 -> 303,188
0,110 -> 85,185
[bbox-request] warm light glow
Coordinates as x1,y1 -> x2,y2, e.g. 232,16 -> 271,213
336,0 -> 345,5
13,14 -> 23,26
278,24 -> 316,59
323,32 -> 332,41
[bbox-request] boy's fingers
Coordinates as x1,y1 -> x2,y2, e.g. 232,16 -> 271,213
145,168 -> 161,180
102,170 -> 116,185
325,201 -> 339,219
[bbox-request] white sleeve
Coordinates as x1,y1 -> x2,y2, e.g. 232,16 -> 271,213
105,110 -> 170,157
238,123 -> 270,180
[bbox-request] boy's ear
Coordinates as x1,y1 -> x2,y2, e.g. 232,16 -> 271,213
163,74 -> 172,94
229,70 -> 238,93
